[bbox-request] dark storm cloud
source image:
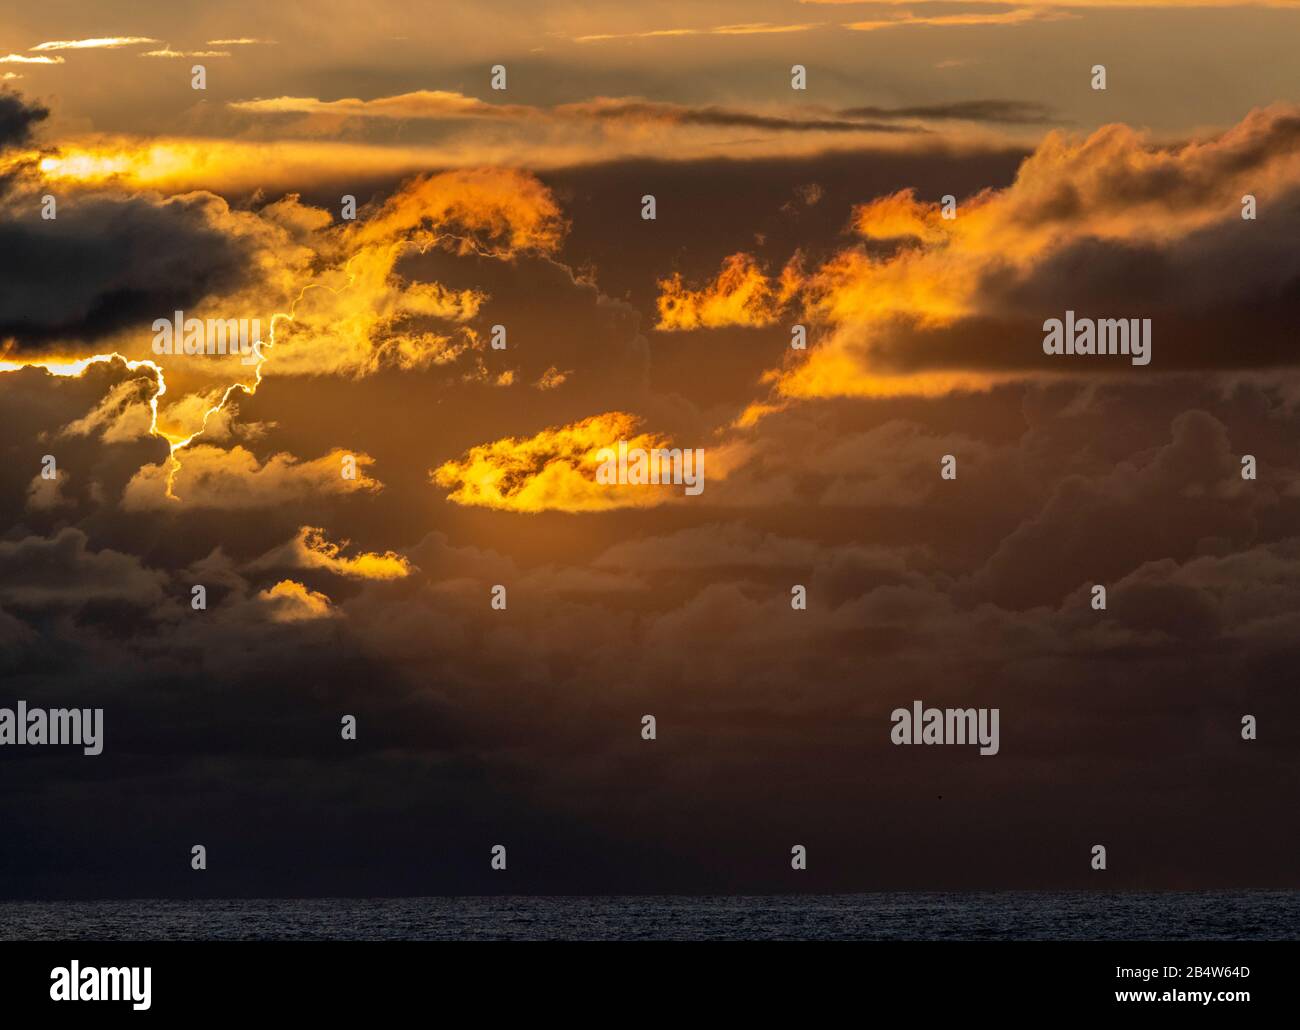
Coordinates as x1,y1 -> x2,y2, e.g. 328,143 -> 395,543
973,409 -> 1264,609
229,92 -> 934,136
860,183 -> 1300,377
3,139 -> 1300,897
0,91 -> 49,149
572,99 -> 919,135
3,375 -> 1300,892
701,107 -> 1300,390
838,100 -> 1055,124
0,191 -> 259,348
0,92 -> 50,196
0,527 -> 167,608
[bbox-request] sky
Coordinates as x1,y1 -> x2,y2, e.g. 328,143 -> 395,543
1,1 -> 1299,897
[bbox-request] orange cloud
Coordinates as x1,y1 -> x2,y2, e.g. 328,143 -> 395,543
249,526 -> 413,580
432,412 -> 667,512
677,104 -> 1300,401
657,253 -> 802,330
852,188 -> 956,243
122,445 -> 382,510
57,378 -> 155,443
535,367 -> 569,390
0,163 -> 574,516
844,7 -> 1076,31
2,166 -> 557,385
255,579 -> 336,622
253,167 -> 562,378
230,91 -> 532,120
2,113 -> 937,195
574,22 -> 824,43
31,37 -> 159,50
353,167 -> 567,258
434,412 -> 757,512
435,412 -> 705,512
141,48 -> 231,58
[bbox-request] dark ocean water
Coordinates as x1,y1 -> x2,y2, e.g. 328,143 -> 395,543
0,891 -> 1295,940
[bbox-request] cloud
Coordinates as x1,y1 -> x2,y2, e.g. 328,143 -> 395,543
559,98 -> 916,134
0,528 -> 166,608
534,366 -> 569,390
0,119 -> 955,195
255,578 -> 337,621
231,90 -> 921,136
659,104 -> 1300,401
0,164 -> 562,379
432,412 -> 742,512
31,37 -> 159,51
975,409 -> 1261,607
8,1 -> 1300,900
141,48 -> 231,58
252,168 -> 565,377
838,100 -> 1055,124
247,526 -> 413,580
122,444 -> 382,510
593,521 -> 919,575
0,188 -> 303,347
574,22 -> 825,43
0,55 -> 63,65
56,377 -> 154,442
657,253 -> 801,330
0,163 -> 588,514
844,6 -> 1077,32
0,91 -> 48,149
353,167 -> 567,258
24,470 -> 73,511
432,412 -> 667,512
229,91 -> 532,120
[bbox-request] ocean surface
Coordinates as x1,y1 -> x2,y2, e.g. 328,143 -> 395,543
0,891 -> 1296,940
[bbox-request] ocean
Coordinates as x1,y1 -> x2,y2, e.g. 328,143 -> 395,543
0,891 -> 1295,941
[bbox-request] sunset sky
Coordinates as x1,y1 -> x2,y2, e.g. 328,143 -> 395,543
2,0 -> 1299,896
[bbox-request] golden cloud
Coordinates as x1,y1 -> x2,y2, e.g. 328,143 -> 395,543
230,91 -> 533,120
844,7 -> 1076,31
255,579 -> 336,622
141,48 -> 231,58
122,445 -> 382,510
665,104 -> 1300,401
250,526 -> 413,580
432,412 -> 668,512
0,162 -> 575,516
352,167 -> 567,257
574,22 -> 824,43
657,253 -> 803,331
31,37 -> 159,50
433,412 -> 756,512
57,378 -> 155,443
